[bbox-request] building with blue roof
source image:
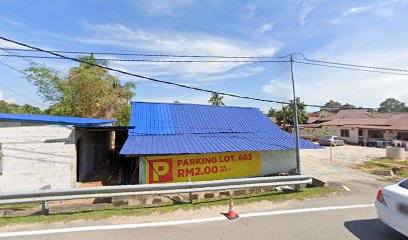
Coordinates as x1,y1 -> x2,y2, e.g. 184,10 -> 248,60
120,102 -> 320,184
0,113 -> 120,192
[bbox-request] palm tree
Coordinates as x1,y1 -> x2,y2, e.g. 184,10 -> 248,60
208,93 -> 225,106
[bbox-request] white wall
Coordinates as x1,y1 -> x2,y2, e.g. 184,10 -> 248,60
0,122 -> 76,192
260,150 -> 297,176
322,126 -> 359,144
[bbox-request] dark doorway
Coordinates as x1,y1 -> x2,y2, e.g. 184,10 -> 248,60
76,138 -> 83,182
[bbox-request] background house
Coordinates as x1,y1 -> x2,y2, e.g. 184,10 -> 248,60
120,102 -> 320,184
0,113 -> 118,192
300,109 -> 408,147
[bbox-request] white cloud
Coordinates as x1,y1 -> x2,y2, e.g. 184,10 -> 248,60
125,0 -> 195,17
0,91 -> 16,103
298,0 -> 322,24
332,1 -> 408,24
342,6 -> 371,17
77,22 -> 278,82
137,93 -> 210,105
0,39 -> 27,49
262,75 -> 293,100
259,23 -> 273,34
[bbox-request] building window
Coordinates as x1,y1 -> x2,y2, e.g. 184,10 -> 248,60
358,129 -> 363,137
368,130 -> 384,139
397,132 -> 408,140
341,129 -> 350,138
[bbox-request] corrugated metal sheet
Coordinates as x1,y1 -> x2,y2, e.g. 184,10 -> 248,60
0,113 -> 117,126
120,132 -> 321,155
129,102 -> 280,135
120,102 -> 321,155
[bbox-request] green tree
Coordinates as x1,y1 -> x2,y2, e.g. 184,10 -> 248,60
378,98 -> 408,113
208,93 -> 225,106
24,54 -> 136,125
340,103 -> 356,109
0,100 -> 8,112
322,100 -> 342,109
20,104 -> 43,114
275,98 -> 309,130
266,107 -> 276,117
0,100 -> 43,114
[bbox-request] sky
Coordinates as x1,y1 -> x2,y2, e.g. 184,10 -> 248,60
1,0 -> 408,112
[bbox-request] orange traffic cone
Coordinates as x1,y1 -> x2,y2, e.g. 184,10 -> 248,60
226,199 -> 239,220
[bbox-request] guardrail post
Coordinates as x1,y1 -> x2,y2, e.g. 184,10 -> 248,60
294,184 -> 301,191
41,201 -> 49,215
188,178 -> 193,204
39,185 -> 51,215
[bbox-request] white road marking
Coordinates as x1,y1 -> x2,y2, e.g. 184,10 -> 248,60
239,204 -> 372,218
0,204 -> 374,238
342,186 -> 351,192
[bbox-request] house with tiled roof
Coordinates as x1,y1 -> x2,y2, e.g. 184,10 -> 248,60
300,109 -> 408,146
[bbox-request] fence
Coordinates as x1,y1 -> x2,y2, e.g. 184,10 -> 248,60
0,175 -> 312,215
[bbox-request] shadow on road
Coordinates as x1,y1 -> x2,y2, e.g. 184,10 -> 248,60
344,218 -> 407,240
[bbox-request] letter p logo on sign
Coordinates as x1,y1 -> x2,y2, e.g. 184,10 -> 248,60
149,159 -> 173,183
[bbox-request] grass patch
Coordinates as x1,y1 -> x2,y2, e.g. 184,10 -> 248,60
0,203 -> 40,211
0,187 -> 336,227
359,158 -> 408,180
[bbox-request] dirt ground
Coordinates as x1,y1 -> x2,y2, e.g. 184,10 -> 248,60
301,145 -> 386,182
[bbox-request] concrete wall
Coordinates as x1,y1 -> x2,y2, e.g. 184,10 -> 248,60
321,126 -> 359,144
138,150 -> 297,184
0,121 -> 76,192
260,150 -> 296,176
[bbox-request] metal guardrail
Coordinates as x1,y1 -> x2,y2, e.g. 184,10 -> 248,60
0,175 -> 312,215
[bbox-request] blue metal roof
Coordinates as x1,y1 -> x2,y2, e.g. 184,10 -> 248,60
120,132 -> 321,155
0,113 -> 117,126
120,102 -> 321,155
128,102 -> 281,135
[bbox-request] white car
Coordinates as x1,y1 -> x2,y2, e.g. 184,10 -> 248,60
375,178 -> 408,237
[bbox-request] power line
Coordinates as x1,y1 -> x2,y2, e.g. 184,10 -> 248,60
2,50 -> 408,76
4,47 -> 408,74
294,60 -> 408,76
0,59 -> 47,106
2,49 -> 68,77
295,53 -> 408,73
0,47 -> 280,59
1,36 -> 309,107
0,54 -> 289,63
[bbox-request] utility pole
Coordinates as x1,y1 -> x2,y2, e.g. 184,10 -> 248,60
290,54 -> 301,176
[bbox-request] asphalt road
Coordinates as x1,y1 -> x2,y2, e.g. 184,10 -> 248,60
2,204 -> 407,240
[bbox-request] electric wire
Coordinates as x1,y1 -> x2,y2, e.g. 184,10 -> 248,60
0,37 -> 304,107
4,47 -> 408,74
0,54 -> 289,63
294,52 -> 408,73
0,59 -> 48,106
0,47 -> 280,59
294,60 -> 408,76
2,49 -> 68,77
